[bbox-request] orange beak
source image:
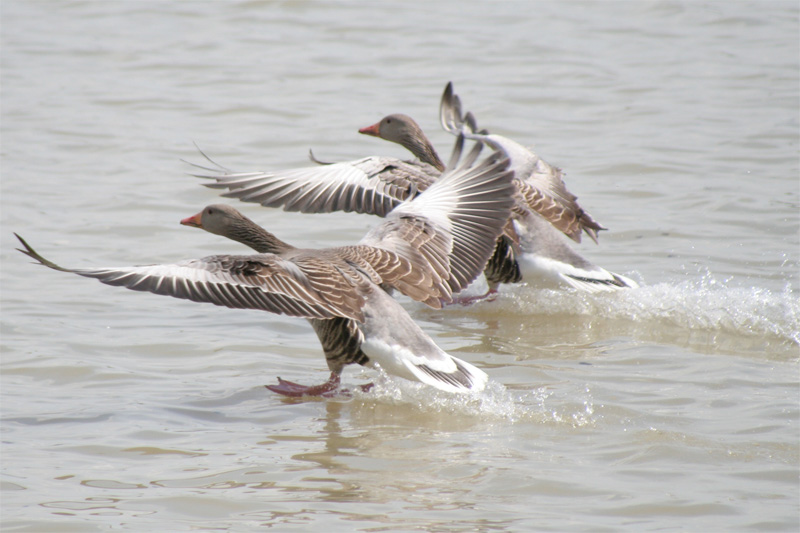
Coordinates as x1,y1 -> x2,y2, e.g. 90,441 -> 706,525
180,212 -> 203,228
358,121 -> 380,137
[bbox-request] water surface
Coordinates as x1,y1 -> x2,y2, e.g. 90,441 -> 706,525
1,1 -> 798,531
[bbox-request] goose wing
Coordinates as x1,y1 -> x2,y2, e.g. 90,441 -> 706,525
514,161 -> 606,244
190,150 -> 438,218
15,234 -> 366,322
360,134 -> 516,299
333,244 -> 446,309
440,81 -> 606,243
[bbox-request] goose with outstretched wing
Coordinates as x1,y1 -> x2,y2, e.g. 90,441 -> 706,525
193,84 -> 638,295
17,138 -> 514,396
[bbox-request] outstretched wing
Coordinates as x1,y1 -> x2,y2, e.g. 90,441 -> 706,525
15,234 -> 366,322
189,148 -> 438,218
360,134 -> 516,298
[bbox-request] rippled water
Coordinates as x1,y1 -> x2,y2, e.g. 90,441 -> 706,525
2,1 -> 798,531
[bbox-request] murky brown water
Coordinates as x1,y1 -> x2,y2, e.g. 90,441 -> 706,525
2,1 -> 798,531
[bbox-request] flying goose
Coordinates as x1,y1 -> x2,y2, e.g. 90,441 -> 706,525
191,84 -> 637,294
17,138 -> 514,396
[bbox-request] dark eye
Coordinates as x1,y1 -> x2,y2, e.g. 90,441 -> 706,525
207,208 -> 214,215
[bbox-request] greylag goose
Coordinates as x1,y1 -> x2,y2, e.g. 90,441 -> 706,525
16,139 -> 515,396
191,85 -> 637,294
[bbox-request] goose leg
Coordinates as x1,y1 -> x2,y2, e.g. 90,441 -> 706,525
266,372 -> 374,398
266,372 -> 342,397
449,287 -> 499,306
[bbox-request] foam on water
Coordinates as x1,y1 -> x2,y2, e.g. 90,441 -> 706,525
471,271 -> 799,356
362,270 -> 798,421
345,369 -> 598,428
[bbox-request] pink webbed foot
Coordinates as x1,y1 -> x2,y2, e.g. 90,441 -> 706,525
265,372 -> 373,398
266,374 -> 340,398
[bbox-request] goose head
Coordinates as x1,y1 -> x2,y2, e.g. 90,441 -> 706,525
180,204 -> 293,254
359,114 -> 444,171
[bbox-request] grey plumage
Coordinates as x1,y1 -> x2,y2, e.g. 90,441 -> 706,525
17,137 -> 515,393
191,83 -> 637,293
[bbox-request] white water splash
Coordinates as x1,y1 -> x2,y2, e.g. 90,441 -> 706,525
347,370 -> 598,427
489,271 -> 799,350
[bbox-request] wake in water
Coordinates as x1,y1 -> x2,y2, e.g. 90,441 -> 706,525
409,266 -> 798,363
459,269 -> 799,359
335,271 -> 798,424
342,368 -> 598,428
267,270 -> 797,418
